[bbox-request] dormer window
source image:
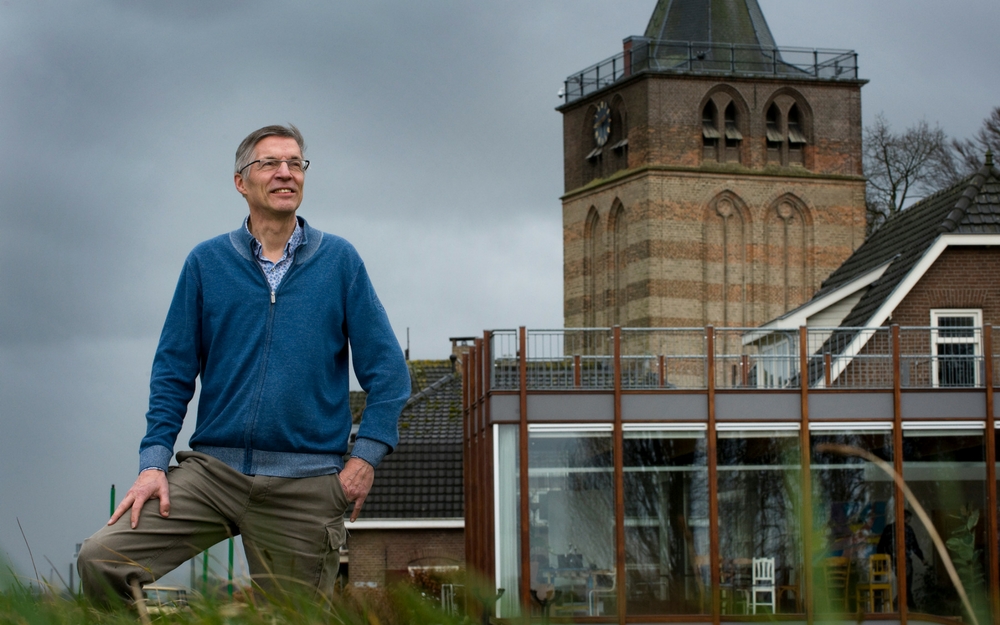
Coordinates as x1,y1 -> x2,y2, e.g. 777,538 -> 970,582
724,103 -> 742,163
702,101 -> 720,161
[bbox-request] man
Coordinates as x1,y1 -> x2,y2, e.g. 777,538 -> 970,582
876,510 -> 926,608
77,124 -> 411,603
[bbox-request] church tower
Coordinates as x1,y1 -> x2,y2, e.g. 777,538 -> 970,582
561,0 -> 867,329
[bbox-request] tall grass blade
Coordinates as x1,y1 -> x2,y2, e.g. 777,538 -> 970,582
15,518 -> 40,591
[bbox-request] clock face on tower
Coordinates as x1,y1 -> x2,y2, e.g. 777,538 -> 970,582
593,101 -> 611,147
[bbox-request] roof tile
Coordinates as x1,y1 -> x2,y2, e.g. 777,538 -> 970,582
353,359 -> 465,520
817,164 -> 1000,329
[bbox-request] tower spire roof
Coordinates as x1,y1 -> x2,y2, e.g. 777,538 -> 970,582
644,0 -> 778,47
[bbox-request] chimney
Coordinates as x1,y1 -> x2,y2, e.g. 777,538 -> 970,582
449,336 -> 476,371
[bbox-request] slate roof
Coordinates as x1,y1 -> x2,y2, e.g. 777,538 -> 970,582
355,359 -> 464,520
644,0 -> 778,48
817,158 -> 1000,329
349,390 -> 367,423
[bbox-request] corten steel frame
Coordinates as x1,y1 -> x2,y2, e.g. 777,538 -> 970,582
799,326 -> 814,623
614,326 -> 626,623
894,325 -> 906,624
462,325 -> 1000,625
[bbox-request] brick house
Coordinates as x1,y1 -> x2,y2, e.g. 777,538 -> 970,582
342,358 -> 465,590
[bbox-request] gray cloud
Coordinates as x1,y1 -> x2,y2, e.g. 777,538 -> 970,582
1,0 -> 998,587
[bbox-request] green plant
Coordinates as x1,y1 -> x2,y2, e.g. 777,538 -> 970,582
946,506 -> 984,592
0,576 -> 473,625
945,504 -> 988,623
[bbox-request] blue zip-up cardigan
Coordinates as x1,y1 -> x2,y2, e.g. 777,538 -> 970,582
138,218 -> 411,477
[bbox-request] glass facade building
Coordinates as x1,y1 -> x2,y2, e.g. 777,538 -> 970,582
463,326 -> 999,624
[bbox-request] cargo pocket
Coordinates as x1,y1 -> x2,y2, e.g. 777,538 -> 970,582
317,474 -> 349,595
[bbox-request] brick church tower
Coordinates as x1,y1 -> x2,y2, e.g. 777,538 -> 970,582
561,0 -> 867,329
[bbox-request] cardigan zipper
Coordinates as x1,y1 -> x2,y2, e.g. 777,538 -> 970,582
244,247 -> 302,470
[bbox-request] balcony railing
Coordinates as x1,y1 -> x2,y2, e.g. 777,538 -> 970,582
488,326 -> 996,392
561,38 -> 859,104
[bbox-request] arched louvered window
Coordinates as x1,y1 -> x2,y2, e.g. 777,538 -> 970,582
702,101 -> 720,162
788,105 -> 806,166
766,103 -> 783,164
724,103 -> 742,163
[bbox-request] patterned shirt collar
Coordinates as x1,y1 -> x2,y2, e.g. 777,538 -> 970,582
244,216 -> 304,263
244,216 -> 304,293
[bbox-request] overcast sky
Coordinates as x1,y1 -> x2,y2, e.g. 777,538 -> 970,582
1,0 -> 998,589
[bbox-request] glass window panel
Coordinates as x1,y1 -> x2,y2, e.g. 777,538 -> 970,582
494,424 -> 521,618
937,316 -> 975,337
623,428 -> 709,615
937,343 -> 977,387
717,428 -> 802,614
930,310 -> 982,387
903,428 -> 986,620
810,428 -> 893,614
528,430 -> 615,618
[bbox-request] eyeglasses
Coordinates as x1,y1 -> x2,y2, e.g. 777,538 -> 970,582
239,159 -> 310,175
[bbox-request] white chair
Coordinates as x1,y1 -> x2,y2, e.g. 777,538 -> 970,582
750,557 -> 776,614
587,571 -> 616,616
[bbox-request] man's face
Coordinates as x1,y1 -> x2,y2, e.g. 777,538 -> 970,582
234,136 -> 305,217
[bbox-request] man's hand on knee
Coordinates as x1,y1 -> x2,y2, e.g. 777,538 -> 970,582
338,458 -> 374,523
109,469 -> 170,529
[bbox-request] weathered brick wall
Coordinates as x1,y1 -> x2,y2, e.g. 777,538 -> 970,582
564,170 -> 865,328
346,528 -> 465,587
561,71 -> 866,329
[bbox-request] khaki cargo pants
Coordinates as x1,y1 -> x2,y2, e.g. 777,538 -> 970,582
78,451 -> 349,604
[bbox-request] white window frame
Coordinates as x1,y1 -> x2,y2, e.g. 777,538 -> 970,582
930,309 -> 982,387
758,335 -> 796,388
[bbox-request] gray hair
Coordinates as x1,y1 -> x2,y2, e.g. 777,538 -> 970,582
234,124 -> 306,176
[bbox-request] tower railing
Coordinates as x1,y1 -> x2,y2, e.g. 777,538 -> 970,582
562,38 -> 859,104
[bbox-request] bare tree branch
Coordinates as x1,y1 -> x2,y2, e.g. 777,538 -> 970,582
863,114 -> 955,235
864,107 -> 1000,237
953,105 -> 1000,173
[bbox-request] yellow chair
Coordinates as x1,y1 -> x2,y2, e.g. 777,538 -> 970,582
856,554 -> 893,613
822,556 -> 851,612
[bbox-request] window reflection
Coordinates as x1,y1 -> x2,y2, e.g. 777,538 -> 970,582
717,426 -> 802,614
902,425 -> 986,619
810,425 -> 894,614
623,426 -> 709,615
495,424 -> 521,618
528,426 -> 615,618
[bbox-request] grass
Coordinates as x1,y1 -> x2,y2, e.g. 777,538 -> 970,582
2,522 -> 488,625
0,568 -> 478,625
